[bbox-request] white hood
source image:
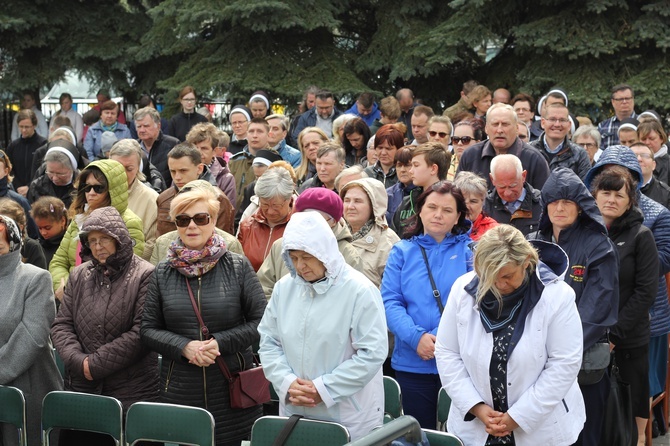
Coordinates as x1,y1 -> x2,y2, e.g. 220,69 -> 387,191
281,212 -> 345,289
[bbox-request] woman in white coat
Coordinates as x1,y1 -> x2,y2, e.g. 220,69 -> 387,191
435,224 -> 585,446
258,211 -> 388,441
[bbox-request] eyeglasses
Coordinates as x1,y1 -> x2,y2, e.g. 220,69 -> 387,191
612,97 -> 634,103
451,136 -> 476,145
429,131 -> 449,139
82,184 -> 105,194
182,97 -> 196,102
174,213 -> 211,228
46,170 -> 71,179
544,118 -> 570,125
637,153 -> 653,160
579,142 -> 597,150
85,236 -> 114,248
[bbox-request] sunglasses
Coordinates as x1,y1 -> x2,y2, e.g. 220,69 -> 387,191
174,213 -> 211,228
82,184 -> 106,194
451,136 -> 475,145
429,130 -> 449,139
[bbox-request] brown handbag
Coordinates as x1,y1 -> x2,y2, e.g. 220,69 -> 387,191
185,278 -> 271,409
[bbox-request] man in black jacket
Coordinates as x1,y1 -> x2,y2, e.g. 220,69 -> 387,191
484,154 -> 542,236
135,107 -> 179,187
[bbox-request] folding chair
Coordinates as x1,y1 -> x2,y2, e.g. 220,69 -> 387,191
424,428 -> 464,446
250,415 -> 350,446
383,376 -> 403,422
436,387 -> 452,431
125,402 -> 215,446
41,391 -> 123,446
0,385 -> 27,446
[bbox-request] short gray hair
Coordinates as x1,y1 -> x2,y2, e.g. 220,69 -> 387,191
453,171 -> 487,199
44,150 -> 74,171
109,139 -> 147,182
134,106 -> 161,124
317,142 -> 346,164
334,165 -> 368,191
254,167 -> 295,200
490,154 -> 523,180
572,124 -> 601,148
487,103 -> 517,125
266,114 -> 289,131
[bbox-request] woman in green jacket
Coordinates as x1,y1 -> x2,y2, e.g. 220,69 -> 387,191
49,159 -> 144,298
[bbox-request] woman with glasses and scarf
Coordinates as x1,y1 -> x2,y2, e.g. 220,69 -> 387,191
52,206 -> 158,445
141,186 -> 266,446
49,159 -> 145,300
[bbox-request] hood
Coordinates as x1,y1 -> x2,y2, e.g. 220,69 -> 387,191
85,159 -> 129,214
79,206 -> 134,267
282,212 -> 345,290
340,178 -> 388,228
0,214 -> 22,253
539,167 -> 606,234
529,239 -> 569,285
584,145 -> 643,190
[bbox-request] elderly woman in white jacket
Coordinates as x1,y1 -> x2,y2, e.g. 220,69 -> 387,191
435,225 -> 585,446
258,212 -> 388,440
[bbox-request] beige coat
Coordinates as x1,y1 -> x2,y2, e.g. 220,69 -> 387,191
257,220 -> 362,299
340,178 -> 400,288
128,179 -> 159,261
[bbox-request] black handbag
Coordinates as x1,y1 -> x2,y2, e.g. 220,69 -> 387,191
601,356 -> 635,446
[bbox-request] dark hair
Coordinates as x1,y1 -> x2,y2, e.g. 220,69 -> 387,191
0,198 -> 26,237
404,181 -> 470,239
178,86 -> 196,101
59,93 -> 73,104
463,80 -> 479,95
70,167 -> 111,217
590,165 -> 638,209
454,118 -> 485,141
412,142 -> 451,180
413,105 -> 435,119
394,146 -> 414,165
546,91 -> 567,105
138,94 -> 155,108
374,124 -> 405,150
99,100 -> 118,112
249,117 -> 270,131
31,196 -> 68,223
315,90 -> 334,101
638,119 -> 668,144
51,115 -> 72,128
511,93 -> 535,113
611,83 -> 634,98
168,143 -> 202,166
342,117 -> 371,155
17,109 -> 37,126
357,92 -> 375,109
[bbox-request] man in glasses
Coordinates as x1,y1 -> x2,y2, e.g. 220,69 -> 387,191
597,83 -> 638,150
458,103 -> 550,190
529,103 -> 591,180
632,142 -> 670,209
156,143 -> 234,237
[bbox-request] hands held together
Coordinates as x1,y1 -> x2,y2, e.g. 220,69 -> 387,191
182,339 -> 220,367
471,403 -> 519,437
288,378 -> 323,407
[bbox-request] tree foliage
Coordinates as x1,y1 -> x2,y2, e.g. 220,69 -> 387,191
1,0 -> 669,120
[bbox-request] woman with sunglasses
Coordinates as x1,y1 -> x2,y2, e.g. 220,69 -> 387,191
49,159 -> 145,300
448,119 -> 485,180
52,206 -> 158,445
142,186 -> 266,446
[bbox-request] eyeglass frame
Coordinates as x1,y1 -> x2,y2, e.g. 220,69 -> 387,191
174,213 -> 211,228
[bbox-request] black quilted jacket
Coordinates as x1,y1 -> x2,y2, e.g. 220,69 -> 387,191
51,206 -> 159,410
141,250 -> 267,444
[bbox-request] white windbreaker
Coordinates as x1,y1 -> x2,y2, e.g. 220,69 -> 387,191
258,212 -> 388,440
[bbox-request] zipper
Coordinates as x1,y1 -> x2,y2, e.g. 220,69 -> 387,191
164,360 -> 174,392
197,277 -> 208,409
263,227 -> 274,260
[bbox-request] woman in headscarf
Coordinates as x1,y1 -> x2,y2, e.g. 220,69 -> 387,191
0,214 -> 62,446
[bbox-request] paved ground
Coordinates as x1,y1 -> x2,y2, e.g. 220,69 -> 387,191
655,433 -> 670,445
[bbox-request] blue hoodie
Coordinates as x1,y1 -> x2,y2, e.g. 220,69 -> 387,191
345,102 -> 381,127
381,229 -> 473,374
585,146 -> 670,337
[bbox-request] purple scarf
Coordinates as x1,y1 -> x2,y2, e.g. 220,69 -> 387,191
166,233 -> 226,277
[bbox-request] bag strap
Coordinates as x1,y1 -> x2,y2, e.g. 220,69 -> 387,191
420,246 -> 444,314
185,278 -> 234,382
272,414 -> 303,446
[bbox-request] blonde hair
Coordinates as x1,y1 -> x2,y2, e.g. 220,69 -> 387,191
269,161 -> 297,184
474,225 -> 538,304
296,127 -> 329,180
170,187 -> 220,221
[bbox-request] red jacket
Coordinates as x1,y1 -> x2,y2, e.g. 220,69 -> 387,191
237,206 -> 292,271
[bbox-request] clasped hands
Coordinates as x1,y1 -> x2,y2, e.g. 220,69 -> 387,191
182,339 -> 220,367
471,403 -> 519,437
288,378 -> 323,407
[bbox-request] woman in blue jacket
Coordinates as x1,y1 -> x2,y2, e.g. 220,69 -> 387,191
381,180 -> 473,429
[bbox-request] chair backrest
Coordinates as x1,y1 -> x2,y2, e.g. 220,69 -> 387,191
250,416 -> 350,446
437,387 -> 452,431
0,385 -> 27,446
125,402 -> 215,446
41,391 -> 123,446
383,376 -> 403,420
424,429 -> 464,446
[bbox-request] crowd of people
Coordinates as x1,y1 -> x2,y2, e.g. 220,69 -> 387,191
0,80 -> 668,446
